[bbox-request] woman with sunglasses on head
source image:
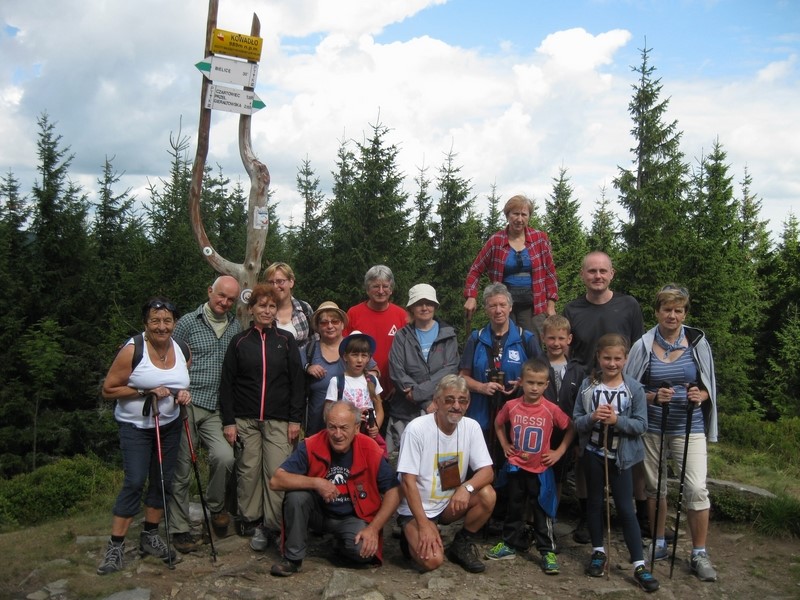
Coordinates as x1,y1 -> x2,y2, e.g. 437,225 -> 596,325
97,298 -> 192,575
263,262 -> 314,351
303,301 -> 378,435
624,284 -> 718,583
463,194 -> 558,340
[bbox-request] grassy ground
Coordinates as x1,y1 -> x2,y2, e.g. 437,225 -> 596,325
707,442 -> 800,497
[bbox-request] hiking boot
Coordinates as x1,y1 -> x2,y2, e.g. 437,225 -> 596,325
250,524 -> 278,552
447,531 -> 486,573
648,541 -> 669,561
172,531 -> 202,554
541,551 -> 559,575
97,540 -> 124,575
270,557 -> 301,577
572,518 -> 590,544
690,551 -> 717,582
139,530 -> 179,565
211,511 -> 230,538
586,550 -> 607,577
484,541 -> 516,560
236,518 -> 259,537
634,564 -> 660,592
399,527 -> 411,560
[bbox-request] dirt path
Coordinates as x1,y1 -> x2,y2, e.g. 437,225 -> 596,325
33,513 -> 797,600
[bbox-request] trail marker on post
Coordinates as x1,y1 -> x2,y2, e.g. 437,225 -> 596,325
196,56 -> 259,87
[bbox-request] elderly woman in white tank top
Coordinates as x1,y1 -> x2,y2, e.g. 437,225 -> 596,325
96,297 -> 192,576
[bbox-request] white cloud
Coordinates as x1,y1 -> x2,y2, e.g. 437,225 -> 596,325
757,54 -> 797,82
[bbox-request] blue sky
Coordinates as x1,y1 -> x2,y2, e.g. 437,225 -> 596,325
0,0 -> 798,238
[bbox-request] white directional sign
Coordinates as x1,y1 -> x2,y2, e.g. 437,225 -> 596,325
196,55 -> 258,88
204,84 -> 265,115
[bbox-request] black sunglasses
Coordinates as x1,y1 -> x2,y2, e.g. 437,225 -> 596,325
147,300 -> 177,313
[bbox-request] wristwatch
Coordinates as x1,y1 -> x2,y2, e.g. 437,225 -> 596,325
463,483 -> 475,494
136,388 -> 147,397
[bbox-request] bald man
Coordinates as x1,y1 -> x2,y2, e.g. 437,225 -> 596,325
168,275 -> 242,551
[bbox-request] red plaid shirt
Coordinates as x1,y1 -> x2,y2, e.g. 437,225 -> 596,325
464,226 -> 558,314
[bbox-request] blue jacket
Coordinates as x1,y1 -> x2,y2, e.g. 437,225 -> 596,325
573,374 -> 646,471
463,321 -> 539,431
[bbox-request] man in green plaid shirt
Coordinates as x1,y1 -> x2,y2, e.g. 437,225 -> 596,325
168,276 -> 242,552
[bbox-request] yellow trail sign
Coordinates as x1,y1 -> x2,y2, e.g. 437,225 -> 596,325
209,28 -> 263,62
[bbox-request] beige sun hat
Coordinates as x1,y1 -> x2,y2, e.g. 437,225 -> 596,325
310,301 -> 348,331
406,283 -> 439,308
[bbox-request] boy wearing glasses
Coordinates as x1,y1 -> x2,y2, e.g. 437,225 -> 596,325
396,375 -> 496,574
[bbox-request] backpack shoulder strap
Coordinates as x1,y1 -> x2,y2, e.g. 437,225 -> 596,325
131,334 -> 144,370
175,338 -> 191,363
337,374 -> 345,401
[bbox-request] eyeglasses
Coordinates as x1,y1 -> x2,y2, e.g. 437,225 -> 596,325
147,300 -> 176,312
659,284 -> 689,297
441,396 -> 470,406
267,278 -> 290,286
318,319 -> 342,326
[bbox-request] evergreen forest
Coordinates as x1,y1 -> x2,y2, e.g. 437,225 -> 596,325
1,47 -> 798,479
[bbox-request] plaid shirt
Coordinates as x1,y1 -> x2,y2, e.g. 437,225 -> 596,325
173,304 -> 242,412
464,226 -> 558,313
288,297 -> 314,350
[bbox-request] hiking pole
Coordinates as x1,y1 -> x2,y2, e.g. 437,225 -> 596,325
669,391 -> 697,578
181,404 -> 218,562
149,393 -> 176,570
603,423 -> 611,580
651,383 -> 671,566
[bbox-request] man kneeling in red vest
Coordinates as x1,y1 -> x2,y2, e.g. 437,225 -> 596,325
269,401 -> 401,576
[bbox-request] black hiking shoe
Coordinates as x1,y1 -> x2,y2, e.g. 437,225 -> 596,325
586,550 -> 607,577
97,540 -> 125,575
140,530 -> 179,565
270,557 -> 302,577
447,531 -> 486,573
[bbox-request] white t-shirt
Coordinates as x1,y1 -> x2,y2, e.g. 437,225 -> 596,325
325,374 -> 383,412
396,413 -> 493,518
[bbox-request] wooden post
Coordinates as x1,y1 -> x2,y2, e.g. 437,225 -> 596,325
187,0 -> 270,327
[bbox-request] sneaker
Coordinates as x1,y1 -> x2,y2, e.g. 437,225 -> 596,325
541,551 -> 559,575
172,531 -> 202,554
648,542 -> 669,561
211,511 -> 230,538
139,530 -> 179,565
634,564 -> 660,593
250,525 -> 273,552
270,557 -> 301,577
586,550 -> 607,577
236,518 -> 259,537
484,541 -> 517,561
97,540 -> 124,575
690,551 -> 717,582
447,532 -> 486,573
573,518 -> 590,544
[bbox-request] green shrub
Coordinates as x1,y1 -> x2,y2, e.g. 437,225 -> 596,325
0,454 -> 118,529
718,414 -> 800,467
712,487 -> 800,538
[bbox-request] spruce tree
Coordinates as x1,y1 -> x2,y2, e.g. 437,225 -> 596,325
543,167 -> 587,311
431,150 -> 482,330
685,141 -> 754,411
614,45 -> 690,300
407,164 -> 435,285
484,182 -> 503,238
587,185 -> 621,261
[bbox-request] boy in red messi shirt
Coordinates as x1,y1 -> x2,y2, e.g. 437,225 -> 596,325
485,358 -> 575,574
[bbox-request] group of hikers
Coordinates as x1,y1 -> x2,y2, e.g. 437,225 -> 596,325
96,195 -> 719,593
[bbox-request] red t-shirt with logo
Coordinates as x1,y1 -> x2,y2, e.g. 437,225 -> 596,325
345,301 -> 408,395
495,397 -> 571,473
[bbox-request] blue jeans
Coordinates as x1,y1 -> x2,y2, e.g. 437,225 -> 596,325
113,418 -> 182,518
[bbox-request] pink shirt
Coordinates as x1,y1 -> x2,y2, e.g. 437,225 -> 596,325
495,397 -> 571,473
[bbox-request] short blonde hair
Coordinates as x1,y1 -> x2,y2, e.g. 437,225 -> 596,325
543,314 -> 571,335
503,194 -> 534,218
654,284 -> 690,312
263,261 -> 295,282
